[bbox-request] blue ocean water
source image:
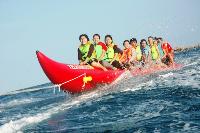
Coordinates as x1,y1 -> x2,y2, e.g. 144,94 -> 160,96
0,48 -> 200,133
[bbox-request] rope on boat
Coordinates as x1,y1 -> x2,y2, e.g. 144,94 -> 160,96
8,73 -> 87,94
53,73 -> 86,93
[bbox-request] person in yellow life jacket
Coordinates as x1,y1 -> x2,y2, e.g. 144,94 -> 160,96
103,35 -> 124,69
129,38 -> 142,65
150,39 -> 161,62
148,36 -> 160,64
78,34 -> 107,71
120,40 -> 132,68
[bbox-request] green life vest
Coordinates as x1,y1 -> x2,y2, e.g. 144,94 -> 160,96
104,44 -> 115,62
151,44 -> 159,60
94,43 -> 103,60
79,42 -> 95,61
136,45 -> 142,61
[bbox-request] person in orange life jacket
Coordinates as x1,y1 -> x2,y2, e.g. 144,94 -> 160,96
161,41 -> 175,66
120,40 -> 132,68
103,35 -> 124,69
78,34 -> 107,71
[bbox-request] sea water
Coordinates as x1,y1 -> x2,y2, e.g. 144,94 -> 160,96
0,48 -> 200,133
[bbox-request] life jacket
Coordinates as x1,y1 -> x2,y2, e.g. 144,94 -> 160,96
151,43 -> 159,60
135,45 -> 142,61
104,44 -> 120,62
162,42 -> 173,53
94,42 -> 105,60
79,42 -> 96,61
162,42 -> 174,58
120,48 -> 132,63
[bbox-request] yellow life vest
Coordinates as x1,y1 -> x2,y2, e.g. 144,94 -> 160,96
151,44 -> 159,60
79,41 -> 96,61
135,45 -> 142,61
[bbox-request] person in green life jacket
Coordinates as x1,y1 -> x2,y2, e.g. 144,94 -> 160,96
148,36 -> 160,64
129,38 -> 142,66
78,34 -> 107,71
103,35 -> 124,69
92,34 -> 107,62
93,34 -> 116,70
152,39 -> 161,62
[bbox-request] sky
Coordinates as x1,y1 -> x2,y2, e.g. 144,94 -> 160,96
1,0 -> 200,94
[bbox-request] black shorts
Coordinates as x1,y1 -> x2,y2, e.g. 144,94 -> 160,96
162,56 -> 170,65
112,60 -> 125,69
87,58 -> 98,65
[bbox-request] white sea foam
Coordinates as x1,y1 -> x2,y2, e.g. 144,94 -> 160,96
0,82 -> 118,133
0,98 -> 41,109
0,113 -> 50,133
121,79 -> 154,93
159,72 -> 174,78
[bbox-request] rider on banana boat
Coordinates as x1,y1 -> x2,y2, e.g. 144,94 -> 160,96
156,37 -> 165,58
129,38 -> 142,66
119,40 -> 132,68
161,41 -> 175,66
93,34 -> 116,70
102,35 -> 124,69
78,34 -> 108,71
140,39 -> 150,66
151,39 -> 161,62
148,36 -> 161,66
92,34 -> 107,62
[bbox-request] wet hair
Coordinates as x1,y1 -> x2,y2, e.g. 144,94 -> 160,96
140,39 -> 147,45
130,38 -> 137,43
157,37 -> 163,41
123,40 -> 130,46
93,34 -> 100,39
79,34 -> 89,41
105,35 -> 113,40
148,36 -> 153,39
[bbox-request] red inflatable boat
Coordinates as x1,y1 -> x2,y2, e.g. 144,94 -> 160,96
36,51 -> 182,93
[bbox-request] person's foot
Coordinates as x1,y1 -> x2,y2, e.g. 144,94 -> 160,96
103,68 -> 108,71
112,67 -> 117,70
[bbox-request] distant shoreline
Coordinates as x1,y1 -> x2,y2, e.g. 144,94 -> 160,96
174,44 -> 200,52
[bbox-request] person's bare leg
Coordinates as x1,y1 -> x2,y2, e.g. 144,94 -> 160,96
91,62 -> 108,71
101,61 -> 116,70
168,53 -> 175,67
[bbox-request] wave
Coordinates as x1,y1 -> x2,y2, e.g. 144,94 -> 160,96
0,98 -> 42,109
